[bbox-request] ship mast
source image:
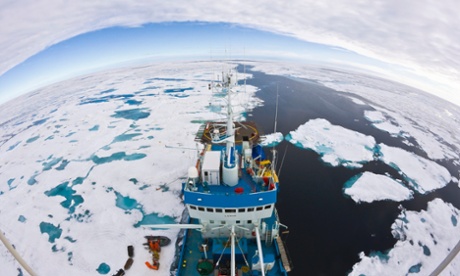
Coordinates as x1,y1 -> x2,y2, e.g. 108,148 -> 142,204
221,69 -> 238,186
225,71 -> 235,158
272,85 -> 279,172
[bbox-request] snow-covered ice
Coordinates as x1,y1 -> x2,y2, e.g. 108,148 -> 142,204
364,110 -> 386,123
378,143 -> 452,194
364,110 -> 404,137
260,132 -> 284,147
286,117 -> 452,199
248,61 -> 460,161
349,97 -> 367,105
0,61 -> 260,276
286,118 -> 376,168
350,198 -> 460,275
344,172 -> 413,203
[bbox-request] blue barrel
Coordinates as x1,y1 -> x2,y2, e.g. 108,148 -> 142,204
252,145 -> 266,160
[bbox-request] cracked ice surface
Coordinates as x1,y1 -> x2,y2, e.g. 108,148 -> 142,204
0,61 -> 260,276
249,61 -> 460,161
286,118 -> 452,198
350,199 -> 460,275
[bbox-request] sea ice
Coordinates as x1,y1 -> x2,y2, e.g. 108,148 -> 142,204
349,97 -> 366,105
0,61 -> 260,275
372,121 -> 403,137
364,110 -> 403,137
350,198 -> 460,275
260,132 -> 284,147
249,61 -> 460,161
286,118 -> 376,168
364,110 -> 386,123
378,143 -> 451,194
344,172 -> 413,203
286,117 -> 452,200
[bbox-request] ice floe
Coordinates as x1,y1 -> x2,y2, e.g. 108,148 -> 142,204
260,132 -> 284,147
378,143 -> 451,194
364,110 -> 386,123
286,118 -> 376,168
287,118 -> 452,198
349,97 -> 367,105
364,110 -> 405,137
344,172 -> 413,203
350,198 -> 460,275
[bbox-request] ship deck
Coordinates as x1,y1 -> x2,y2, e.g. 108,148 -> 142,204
194,167 -> 270,195
177,215 -> 288,276
183,167 -> 278,209
196,121 -> 261,144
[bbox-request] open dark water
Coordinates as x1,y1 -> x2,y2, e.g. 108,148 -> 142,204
244,66 -> 460,275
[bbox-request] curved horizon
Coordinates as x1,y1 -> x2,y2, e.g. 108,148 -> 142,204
1,1 -> 459,106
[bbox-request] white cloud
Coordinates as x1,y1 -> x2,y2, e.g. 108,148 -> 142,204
1,0 -> 459,104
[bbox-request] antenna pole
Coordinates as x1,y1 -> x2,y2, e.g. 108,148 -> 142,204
0,230 -> 38,276
244,48 -> 247,93
274,84 -> 279,134
272,85 -> 280,170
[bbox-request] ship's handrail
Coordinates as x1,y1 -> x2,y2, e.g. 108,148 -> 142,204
276,236 -> 293,273
171,208 -> 190,275
183,187 -> 277,208
274,207 -> 280,222
184,188 -> 276,196
212,133 -> 233,143
209,124 -> 232,143
185,168 -> 277,195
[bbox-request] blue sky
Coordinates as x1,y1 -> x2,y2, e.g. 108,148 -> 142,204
0,1 -> 459,106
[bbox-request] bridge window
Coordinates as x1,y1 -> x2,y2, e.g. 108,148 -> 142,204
247,220 -> 252,224
236,220 -> 241,224
225,209 -> 236,213
238,208 -> 245,213
215,208 -> 222,213
256,206 -> 263,211
264,205 -> 271,209
206,208 -> 214,212
198,207 -> 205,211
190,206 -> 197,210
247,208 -> 254,212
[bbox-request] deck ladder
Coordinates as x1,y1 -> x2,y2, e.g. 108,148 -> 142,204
265,229 -> 272,246
194,124 -> 206,142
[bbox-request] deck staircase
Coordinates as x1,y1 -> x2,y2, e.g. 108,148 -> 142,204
194,124 -> 206,142
265,229 -> 272,246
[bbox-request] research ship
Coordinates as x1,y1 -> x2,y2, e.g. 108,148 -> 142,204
152,67 -> 292,276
